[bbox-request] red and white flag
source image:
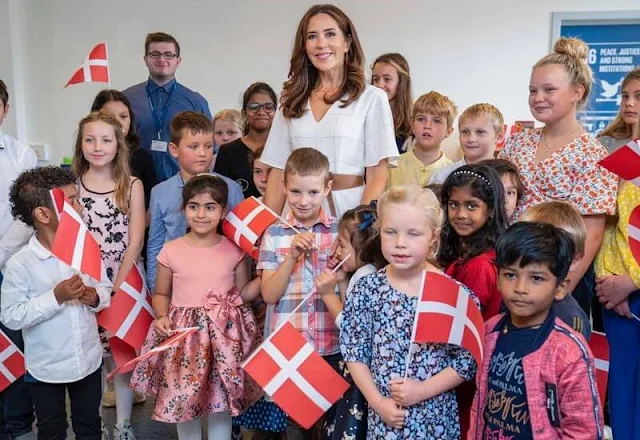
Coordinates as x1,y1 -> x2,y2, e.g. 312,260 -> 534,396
222,197 -> 277,258
589,331 -> 609,409
50,189 -> 103,282
98,262 -> 154,350
243,322 -> 349,429
106,326 -> 199,380
410,271 -> 485,368
65,43 -> 110,88
0,329 -> 26,393
598,139 -> 640,186
628,205 -> 640,266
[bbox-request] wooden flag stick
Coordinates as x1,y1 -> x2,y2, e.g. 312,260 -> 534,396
402,269 -> 428,381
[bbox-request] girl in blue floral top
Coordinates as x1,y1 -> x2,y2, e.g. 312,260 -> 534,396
340,185 -> 478,439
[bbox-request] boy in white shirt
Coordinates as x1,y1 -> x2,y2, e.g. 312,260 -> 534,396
0,79 -> 38,439
1,166 -> 111,439
429,103 -> 505,184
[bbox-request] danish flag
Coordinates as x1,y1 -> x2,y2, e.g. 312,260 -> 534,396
243,322 -> 349,429
598,139 -> 640,186
628,205 -> 640,266
0,329 -> 26,393
222,197 -> 277,258
106,326 -> 200,380
589,331 -> 609,409
411,271 -> 485,368
50,189 -> 103,282
65,43 -> 110,88
98,262 -> 154,350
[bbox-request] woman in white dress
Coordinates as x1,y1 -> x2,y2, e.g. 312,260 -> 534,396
262,4 -> 398,219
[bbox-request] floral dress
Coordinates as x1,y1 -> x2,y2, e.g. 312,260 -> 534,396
499,128 -> 617,220
340,269 -> 478,439
79,177 -> 131,355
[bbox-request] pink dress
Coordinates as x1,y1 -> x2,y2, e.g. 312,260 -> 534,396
130,236 -> 262,423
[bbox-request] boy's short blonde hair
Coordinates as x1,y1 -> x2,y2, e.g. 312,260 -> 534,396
520,201 -> 586,256
412,91 -> 458,129
459,103 -> 505,136
284,147 -> 331,185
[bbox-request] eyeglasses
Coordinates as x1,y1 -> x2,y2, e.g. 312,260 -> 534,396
147,51 -> 178,60
247,103 -> 276,113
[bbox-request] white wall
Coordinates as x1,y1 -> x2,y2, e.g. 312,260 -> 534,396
3,0 -> 639,164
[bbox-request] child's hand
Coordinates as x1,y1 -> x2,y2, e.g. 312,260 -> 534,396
389,378 -> 427,407
154,315 -> 172,338
54,274 -> 85,304
290,232 -> 315,260
613,299 -> 633,318
377,397 -> 405,430
78,287 -> 99,307
315,270 -> 338,296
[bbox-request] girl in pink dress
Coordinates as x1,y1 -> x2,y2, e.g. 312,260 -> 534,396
130,174 -> 262,439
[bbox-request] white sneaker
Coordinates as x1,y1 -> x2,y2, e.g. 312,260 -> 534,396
101,423 -> 110,440
604,425 -> 613,440
113,422 -> 136,440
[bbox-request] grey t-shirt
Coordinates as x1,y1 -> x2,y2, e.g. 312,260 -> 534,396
598,135 -> 630,154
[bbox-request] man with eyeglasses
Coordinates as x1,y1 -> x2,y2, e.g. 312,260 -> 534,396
124,32 -> 212,182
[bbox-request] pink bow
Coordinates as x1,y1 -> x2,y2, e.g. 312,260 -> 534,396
204,287 -> 244,341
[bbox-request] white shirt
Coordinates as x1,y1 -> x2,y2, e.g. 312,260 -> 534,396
1,235 -> 111,383
428,158 -> 467,185
0,131 -> 38,269
262,85 -> 399,217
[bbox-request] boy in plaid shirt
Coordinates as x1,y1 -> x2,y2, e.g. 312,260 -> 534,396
259,148 -> 339,439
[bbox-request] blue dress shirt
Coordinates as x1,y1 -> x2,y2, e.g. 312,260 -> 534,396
123,78 -> 212,182
146,173 -> 244,290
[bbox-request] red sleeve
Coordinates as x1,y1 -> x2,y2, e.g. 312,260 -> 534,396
452,253 -> 502,320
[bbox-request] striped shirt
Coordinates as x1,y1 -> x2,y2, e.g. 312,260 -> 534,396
258,209 -> 339,355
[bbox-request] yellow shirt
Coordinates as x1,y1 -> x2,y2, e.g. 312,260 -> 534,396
387,150 -> 452,188
595,180 -> 640,288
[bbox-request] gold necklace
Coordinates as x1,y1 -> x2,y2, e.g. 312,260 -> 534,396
542,125 -> 583,155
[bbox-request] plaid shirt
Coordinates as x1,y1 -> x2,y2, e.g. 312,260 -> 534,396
258,208 -> 339,355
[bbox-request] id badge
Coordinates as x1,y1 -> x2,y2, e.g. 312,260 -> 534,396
151,140 -> 168,152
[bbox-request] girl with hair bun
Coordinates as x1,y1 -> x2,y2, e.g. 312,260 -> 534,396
499,37 -> 618,309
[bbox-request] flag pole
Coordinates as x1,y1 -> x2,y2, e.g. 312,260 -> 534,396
267,254 -> 351,338
253,197 -> 323,252
402,269 -> 428,381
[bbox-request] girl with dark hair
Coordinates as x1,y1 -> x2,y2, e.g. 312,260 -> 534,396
214,82 -> 278,198
439,164 -> 509,320
91,89 -> 157,210
262,4 -> 398,219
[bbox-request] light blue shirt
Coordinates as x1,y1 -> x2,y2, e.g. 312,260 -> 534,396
146,173 -> 244,290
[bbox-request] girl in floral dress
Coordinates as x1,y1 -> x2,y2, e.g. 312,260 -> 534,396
340,185 -> 478,439
130,174 -> 262,440
73,111 -> 146,440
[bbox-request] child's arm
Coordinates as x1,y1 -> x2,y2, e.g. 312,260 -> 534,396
77,270 -> 112,312
557,346 -> 605,438
261,232 -> 314,304
112,179 -> 146,294
236,257 -> 260,303
1,261 -> 82,330
315,269 -> 345,323
146,186 -> 166,291
389,367 -> 465,407
152,262 -> 173,337
567,215 -> 605,293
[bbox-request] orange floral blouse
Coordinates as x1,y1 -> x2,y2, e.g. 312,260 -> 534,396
499,128 -> 618,219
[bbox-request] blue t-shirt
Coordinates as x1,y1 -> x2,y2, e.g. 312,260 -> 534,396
483,323 -> 537,439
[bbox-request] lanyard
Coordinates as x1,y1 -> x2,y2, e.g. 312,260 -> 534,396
146,81 -> 177,139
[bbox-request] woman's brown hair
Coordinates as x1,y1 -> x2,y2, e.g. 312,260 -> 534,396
72,111 -> 132,214
372,53 -> 413,139
280,4 -> 365,119
598,67 -> 640,141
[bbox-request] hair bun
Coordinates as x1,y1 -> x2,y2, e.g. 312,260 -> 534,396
553,37 -> 589,61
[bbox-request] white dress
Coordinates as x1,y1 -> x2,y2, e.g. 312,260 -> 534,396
262,85 -> 398,218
